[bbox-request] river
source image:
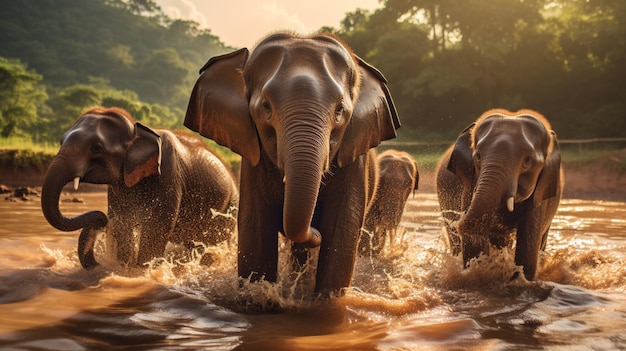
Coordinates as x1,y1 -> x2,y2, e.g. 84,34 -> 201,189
0,191 -> 625,350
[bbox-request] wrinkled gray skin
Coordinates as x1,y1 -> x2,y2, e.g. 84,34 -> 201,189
435,109 -> 562,280
359,149 -> 419,256
41,107 -> 238,269
184,32 -> 400,295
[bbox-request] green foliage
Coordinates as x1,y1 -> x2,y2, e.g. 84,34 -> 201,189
0,58 -> 48,138
0,0 -> 229,142
0,149 -> 55,173
334,0 -> 626,140
0,0 -> 623,147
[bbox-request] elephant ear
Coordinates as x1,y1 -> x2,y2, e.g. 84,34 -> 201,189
447,123 -> 475,185
184,48 -> 261,166
123,123 -> 162,188
337,56 -> 401,167
533,131 -> 562,206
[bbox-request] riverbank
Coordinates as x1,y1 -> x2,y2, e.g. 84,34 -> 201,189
1,149 -> 625,201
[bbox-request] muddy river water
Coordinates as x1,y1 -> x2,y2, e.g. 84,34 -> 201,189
0,191 -> 625,350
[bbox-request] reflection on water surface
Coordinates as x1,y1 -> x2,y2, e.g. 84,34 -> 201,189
0,193 -> 625,350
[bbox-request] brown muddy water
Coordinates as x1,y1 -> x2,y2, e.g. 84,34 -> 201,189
0,191 -> 625,350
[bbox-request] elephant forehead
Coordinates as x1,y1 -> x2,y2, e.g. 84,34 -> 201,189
63,114 -> 133,145
248,37 -> 355,78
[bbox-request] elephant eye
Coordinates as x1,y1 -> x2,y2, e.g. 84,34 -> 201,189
90,143 -> 104,155
336,101 -> 345,115
522,154 -> 534,169
334,101 -> 345,123
261,99 -> 272,119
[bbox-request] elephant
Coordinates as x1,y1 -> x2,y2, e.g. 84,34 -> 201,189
359,149 -> 419,256
41,107 -> 239,269
435,109 -> 563,280
184,32 -> 400,296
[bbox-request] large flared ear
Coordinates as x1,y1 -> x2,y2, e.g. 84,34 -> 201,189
337,57 -> 401,167
124,123 -> 162,187
447,123 -> 475,185
184,48 -> 261,166
533,131 -> 562,206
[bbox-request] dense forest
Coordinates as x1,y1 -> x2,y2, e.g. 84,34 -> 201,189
0,0 -> 230,142
0,0 -> 624,144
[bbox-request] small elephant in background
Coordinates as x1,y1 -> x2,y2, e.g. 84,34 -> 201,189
41,107 -> 239,269
359,149 -> 419,256
435,109 -> 563,280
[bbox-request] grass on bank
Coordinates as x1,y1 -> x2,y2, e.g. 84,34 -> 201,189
379,142 -> 626,172
0,135 -> 240,173
0,136 -> 59,154
1,136 -> 625,175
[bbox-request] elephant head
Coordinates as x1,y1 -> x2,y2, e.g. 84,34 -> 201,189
446,109 -> 561,260
184,32 -> 399,247
41,107 -> 162,265
377,150 -> 419,198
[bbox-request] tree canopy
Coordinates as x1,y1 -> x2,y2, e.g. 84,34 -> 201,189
0,0 -> 623,142
0,0 -> 230,141
332,0 -> 626,139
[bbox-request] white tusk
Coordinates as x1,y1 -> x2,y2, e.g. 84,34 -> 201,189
73,177 -> 80,190
507,197 -> 515,212
283,175 -> 287,184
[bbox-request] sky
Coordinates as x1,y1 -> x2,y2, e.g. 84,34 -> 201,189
153,0 -> 381,48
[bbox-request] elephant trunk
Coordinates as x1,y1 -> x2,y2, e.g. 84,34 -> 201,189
281,124 -> 326,247
41,155 -> 108,232
459,162 -> 517,235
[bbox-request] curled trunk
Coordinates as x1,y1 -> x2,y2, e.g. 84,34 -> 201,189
41,159 -> 108,232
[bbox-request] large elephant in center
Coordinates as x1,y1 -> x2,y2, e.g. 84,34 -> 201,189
41,107 -> 239,269
435,109 -> 562,280
184,32 -> 400,295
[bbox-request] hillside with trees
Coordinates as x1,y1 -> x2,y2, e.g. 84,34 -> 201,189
0,0 -> 624,144
0,0 -> 230,142
329,0 -> 626,140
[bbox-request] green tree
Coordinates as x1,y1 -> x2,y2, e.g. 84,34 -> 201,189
0,0 -> 229,112
545,0 -> 626,137
0,58 -> 48,137
43,85 -> 101,140
127,48 -> 192,107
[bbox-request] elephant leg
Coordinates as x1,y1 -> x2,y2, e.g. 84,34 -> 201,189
109,219 -> 135,266
315,159 -> 367,296
238,162 -> 281,283
107,191 -> 138,266
136,229 -> 169,266
133,182 -> 184,266
437,176 -> 465,256
515,206 -> 547,280
448,230 -> 462,255
462,232 -> 490,266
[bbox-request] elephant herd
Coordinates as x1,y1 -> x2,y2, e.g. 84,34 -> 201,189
42,32 -> 563,298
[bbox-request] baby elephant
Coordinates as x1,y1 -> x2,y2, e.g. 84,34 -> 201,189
359,149 -> 419,255
435,109 -> 562,280
41,107 -> 239,269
